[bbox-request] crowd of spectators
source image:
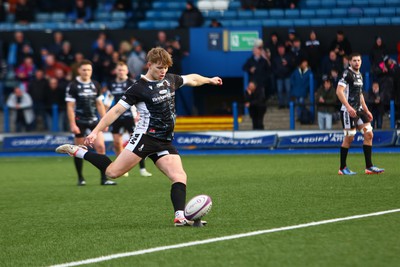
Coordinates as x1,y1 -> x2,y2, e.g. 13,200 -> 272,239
243,28 -> 400,129
1,30 -> 186,132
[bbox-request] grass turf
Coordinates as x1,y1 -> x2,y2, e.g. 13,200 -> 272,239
0,153 -> 399,266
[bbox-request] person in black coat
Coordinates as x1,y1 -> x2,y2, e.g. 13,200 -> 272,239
179,1 -> 204,28
244,80 -> 267,130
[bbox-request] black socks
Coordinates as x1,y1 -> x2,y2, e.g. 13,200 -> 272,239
171,182 -> 186,212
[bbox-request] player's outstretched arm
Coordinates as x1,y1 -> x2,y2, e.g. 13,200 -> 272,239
85,103 -> 127,146
183,74 -> 223,87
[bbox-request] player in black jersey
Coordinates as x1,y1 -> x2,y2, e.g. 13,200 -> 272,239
65,59 -> 116,186
336,53 -> 384,175
104,61 -> 152,177
57,47 -> 222,226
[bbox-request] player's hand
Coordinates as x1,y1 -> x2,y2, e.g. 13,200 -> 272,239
210,77 -> 223,86
366,110 -> 373,121
347,107 -> 357,118
84,132 -> 97,148
70,124 -> 80,134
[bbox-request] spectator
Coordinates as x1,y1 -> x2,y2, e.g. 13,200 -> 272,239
291,38 -> 308,66
127,41 -> 147,79
118,40 -> 132,62
15,56 -> 36,89
209,18 -> 222,28
28,69 -> 47,130
154,31 -> 169,49
43,53 -> 71,79
6,86 -> 35,132
322,50 -> 342,76
365,81 -> 385,129
329,30 -> 352,58
305,30 -> 322,79
0,0 -> 6,22
263,48 -> 274,98
166,37 -> 185,75
101,43 -> 118,83
57,41 -> 75,67
244,81 -> 267,130
68,0 -> 92,24
70,52 -> 84,78
7,31 -> 31,68
290,59 -> 311,121
44,77 -> 67,131
265,32 -> 280,60
178,1 -> 204,28
373,55 -> 398,108
330,67 -> 340,89
242,44 -> 269,93
113,0 -> 132,12
315,75 -> 337,130
285,28 -> 297,54
48,31 -> 65,56
15,0 -> 35,24
369,36 -> 387,71
273,43 -> 294,108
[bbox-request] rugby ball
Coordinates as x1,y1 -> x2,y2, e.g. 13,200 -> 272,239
184,195 -> 212,221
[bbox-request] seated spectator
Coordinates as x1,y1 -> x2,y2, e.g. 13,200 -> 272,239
315,75 -> 337,130
68,0 -> 92,24
43,53 -> 71,79
15,0 -> 35,24
209,18 -> 223,28
6,86 -> 35,132
365,81 -> 385,129
244,81 -> 267,130
178,1 -> 204,28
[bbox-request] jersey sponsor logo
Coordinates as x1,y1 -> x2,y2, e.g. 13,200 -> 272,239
156,80 -> 170,88
151,91 -> 174,103
159,89 -> 168,95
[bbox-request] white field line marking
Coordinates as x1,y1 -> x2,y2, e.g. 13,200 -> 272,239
49,208 -> 400,267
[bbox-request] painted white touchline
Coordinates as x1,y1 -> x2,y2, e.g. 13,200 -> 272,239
49,208 -> 400,267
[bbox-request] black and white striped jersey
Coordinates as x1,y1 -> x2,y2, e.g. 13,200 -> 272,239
338,67 -> 363,111
107,78 -> 135,119
118,73 -> 184,141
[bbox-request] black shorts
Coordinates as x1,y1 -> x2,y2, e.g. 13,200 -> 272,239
110,117 -> 134,134
340,110 -> 370,129
125,133 -> 179,163
75,121 -> 97,138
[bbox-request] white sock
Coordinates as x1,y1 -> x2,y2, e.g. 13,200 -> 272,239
175,210 -> 185,218
75,148 -> 87,159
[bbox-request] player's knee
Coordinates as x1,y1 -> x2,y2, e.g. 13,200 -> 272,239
170,171 -> 187,184
363,130 -> 373,141
343,129 -> 356,137
361,124 -> 373,135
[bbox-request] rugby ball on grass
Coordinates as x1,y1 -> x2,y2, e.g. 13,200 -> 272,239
184,195 -> 212,221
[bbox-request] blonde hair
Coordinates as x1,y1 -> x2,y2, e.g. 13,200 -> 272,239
146,47 -> 173,67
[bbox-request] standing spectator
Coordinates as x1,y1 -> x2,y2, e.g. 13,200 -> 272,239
242,44 -> 269,92
316,75 -> 337,130
154,31 -> 169,49
330,67 -> 340,89
263,48 -> 274,98
44,77 -> 67,132
178,1 -> 204,28
369,36 -> 387,73
127,41 -> 147,80
322,50 -> 342,76
305,30 -> 322,80
65,59 -> 115,186
291,38 -> 308,66
43,53 -> 71,79
28,69 -> 47,130
113,0 -> 132,11
265,32 -> 280,60
57,41 -> 75,67
372,56 -> 397,110
118,40 -> 132,62
7,31 -> 31,68
285,28 -> 297,54
244,81 -> 267,130
6,86 -> 35,132
0,0 -> 6,22
365,82 -> 384,129
15,56 -> 36,92
290,59 -> 311,121
330,30 -> 352,58
166,37 -> 185,75
48,31 -> 65,56
101,43 -> 118,83
15,0 -> 35,24
68,0 -> 92,24
273,43 -> 294,108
